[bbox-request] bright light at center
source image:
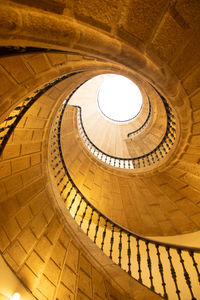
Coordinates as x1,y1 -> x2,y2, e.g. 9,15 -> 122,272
98,75 -> 143,122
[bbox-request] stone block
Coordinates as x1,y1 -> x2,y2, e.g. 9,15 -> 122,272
16,206 -> 33,229
61,265 -> 76,293
31,153 -> 41,166
180,186 -> 200,204
37,275 -> 56,299
18,264 -> 38,290
3,173 -> 23,194
43,205 -> 54,223
66,242 -> 79,273
16,178 -> 45,207
3,144 -> 21,159
79,255 -> 92,277
32,129 -> 43,141
77,291 -> 90,300
46,216 -> 62,244
183,65 -> 200,95
192,123 -> 200,134
30,190 -> 48,216
59,229 -> 70,250
193,109 -> 200,123
27,54 -> 50,74
11,156 -> 30,173
51,241 -> 66,268
25,116 -> 46,129
44,258 -> 61,285
56,283 -> 74,300
151,13 -> 187,62
21,164 -> 42,185
74,0 -> 119,31
3,252 -> 18,271
32,289 -> 48,300
92,268 -> 107,299
119,0 -> 168,42
0,182 -> 7,203
169,210 -> 197,233
0,161 -> 11,179
176,198 -> 200,217
3,217 -> 20,241
38,105 -> 52,119
191,213 -> 200,227
78,269 -> 92,299
12,0 -> 66,14
0,66 -> 16,96
0,195 -> 20,223
0,226 -> 10,251
0,56 -> 33,83
47,53 -> 66,66
172,30 -> 200,79
18,227 -> 37,253
31,213 -> 47,239
21,142 -> 41,155
26,250 -> 45,277
7,240 -> 27,267
35,236 -> 53,262
13,128 -> 33,143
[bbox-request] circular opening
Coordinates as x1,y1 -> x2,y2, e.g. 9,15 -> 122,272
97,74 -> 143,122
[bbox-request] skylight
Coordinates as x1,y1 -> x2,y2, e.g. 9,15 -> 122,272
97,75 -> 143,122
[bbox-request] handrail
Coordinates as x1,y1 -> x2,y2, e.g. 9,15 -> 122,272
0,71 -> 85,156
50,92 -> 200,300
127,90 -> 152,138
73,87 -> 176,170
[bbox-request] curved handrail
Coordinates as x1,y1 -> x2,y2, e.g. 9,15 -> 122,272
127,91 -> 152,137
73,86 -> 176,170
0,71 -> 84,156
50,93 -> 200,300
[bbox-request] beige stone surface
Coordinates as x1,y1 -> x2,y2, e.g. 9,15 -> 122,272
0,0 -> 200,298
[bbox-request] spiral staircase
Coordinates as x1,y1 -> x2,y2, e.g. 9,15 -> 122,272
0,1 -> 200,299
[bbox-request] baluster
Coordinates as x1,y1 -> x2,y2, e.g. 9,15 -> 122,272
136,238 -> 142,283
110,224 -> 115,259
55,166 -> 63,178
145,241 -> 154,291
86,208 -> 94,236
137,158 -> 140,168
65,184 -> 74,203
166,247 -> 181,300
154,150 -> 159,161
118,229 -> 122,267
57,174 -> 65,186
60,179 -> 70,195
158,147 -> 163,158
142,157 -> 145,167
80,203 -> 88,228
151,153 -> 155,164
94,214 -> 101,243
156,245 -> 168,299
128,160 -> 131,169
177,249 -> 197,300
147,155 -> 151,166
114,158 -> 116,167
123,160 -> 125,168
132,159 -> 135,169
68,190 -> 78,211
101,219 -> 108,251
127,233 -> 131,275
161,143 -> 167,155
189,251 -> 200,283
74,197 -> 83,220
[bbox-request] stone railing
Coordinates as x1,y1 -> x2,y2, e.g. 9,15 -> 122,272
50,99 -> 200,300
74,86 -> 176,170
